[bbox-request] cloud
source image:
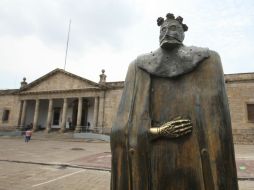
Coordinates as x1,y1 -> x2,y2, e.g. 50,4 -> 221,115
0,0 -> 139,51
0,35 -> 64,88
0,0 -> 254,89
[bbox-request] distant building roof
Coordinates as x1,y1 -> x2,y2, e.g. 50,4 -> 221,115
0,89 -> 18,95
225,72 -> 254,83
105,81 -> 124,88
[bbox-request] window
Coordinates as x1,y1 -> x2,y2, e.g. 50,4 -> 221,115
2,109 -> 10,122
247,104 -> 254,122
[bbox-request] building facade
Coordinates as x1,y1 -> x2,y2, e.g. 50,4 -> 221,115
225,73 -> 254,144
0,69 -> 123,134
0,68 -> 254,144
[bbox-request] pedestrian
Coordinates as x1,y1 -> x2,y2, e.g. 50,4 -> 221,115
24,128 -> 32,143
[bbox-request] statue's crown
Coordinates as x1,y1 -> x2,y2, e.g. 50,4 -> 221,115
157,13 -> 188,32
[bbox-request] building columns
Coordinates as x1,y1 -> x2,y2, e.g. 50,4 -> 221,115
75,97 -> 83,132
17,101 -> 23,129
93,96 -> 99,130
60,98 -> 68,133
32,99 -> 40,131
97,93 -> 105,133
20,100 -> 27,130
46,99 -> 53,133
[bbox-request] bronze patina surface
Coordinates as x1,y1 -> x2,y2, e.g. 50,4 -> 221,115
110,12 -> 239,190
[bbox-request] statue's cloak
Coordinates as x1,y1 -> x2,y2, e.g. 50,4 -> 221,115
110,47 -> 238,190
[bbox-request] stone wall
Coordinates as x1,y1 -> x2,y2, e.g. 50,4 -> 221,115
225,73 -> 254,144
0,95 -> 20,131
102,89 -> 123,134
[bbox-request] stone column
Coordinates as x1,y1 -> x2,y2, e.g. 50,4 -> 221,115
20,100 -> 27,130
75,97 -> 83,132
97,94 -> 105,133
46,99 -> 53,133
93,96 -> 99,129
60,98 -> 68,133
17,101 -> 23,129
33,99 -> 40,131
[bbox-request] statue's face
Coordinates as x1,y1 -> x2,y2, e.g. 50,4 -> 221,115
159,20 -> 185,49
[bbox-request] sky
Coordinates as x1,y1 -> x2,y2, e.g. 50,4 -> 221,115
0,0 -> 254,89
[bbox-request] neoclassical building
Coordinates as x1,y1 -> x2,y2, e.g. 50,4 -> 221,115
0,68 -> 254,143
0,69 -> 123,134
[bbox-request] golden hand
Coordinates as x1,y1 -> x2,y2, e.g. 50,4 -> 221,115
149,117 -> 192,140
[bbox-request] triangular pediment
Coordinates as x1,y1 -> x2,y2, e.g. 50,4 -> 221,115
20,69 -> 101,93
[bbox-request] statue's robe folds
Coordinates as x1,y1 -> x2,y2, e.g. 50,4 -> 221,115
110,47 -> 239,190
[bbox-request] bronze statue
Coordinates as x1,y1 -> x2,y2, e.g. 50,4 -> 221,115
111,13 -> 238,190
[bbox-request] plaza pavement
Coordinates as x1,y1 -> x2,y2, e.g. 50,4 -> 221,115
0,133 -> 254,190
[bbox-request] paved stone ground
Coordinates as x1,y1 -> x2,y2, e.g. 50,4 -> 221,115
0,136 -> 254,189
0,162 -> 110,190
69,152 -> 111,170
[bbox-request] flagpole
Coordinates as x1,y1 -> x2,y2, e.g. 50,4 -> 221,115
64,19 -> 71,70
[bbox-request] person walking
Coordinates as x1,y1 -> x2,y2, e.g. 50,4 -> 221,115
24,128 -> 32,143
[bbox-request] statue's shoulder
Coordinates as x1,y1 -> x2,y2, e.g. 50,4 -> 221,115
184,47 -> 223,71
207,49 -> 220,59
202,49 -> 222,65
133,46 -> 221,78
182,45 -> 210,58
185,46 -> 221,61
135,48 -> 161,65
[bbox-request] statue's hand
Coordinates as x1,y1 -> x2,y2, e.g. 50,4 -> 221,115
149,117 -> 192,140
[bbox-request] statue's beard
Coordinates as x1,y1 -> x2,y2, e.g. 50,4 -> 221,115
160,36 -> 182,49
